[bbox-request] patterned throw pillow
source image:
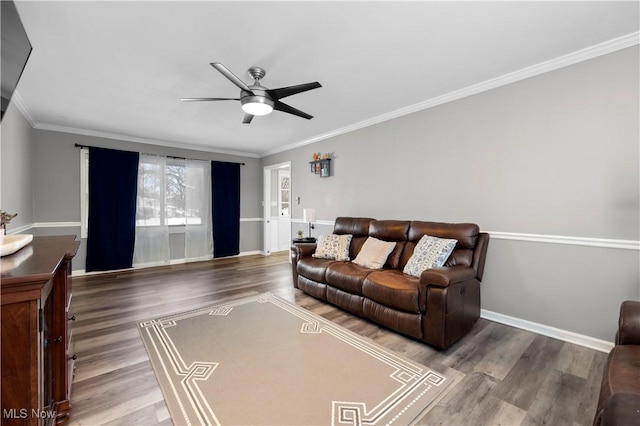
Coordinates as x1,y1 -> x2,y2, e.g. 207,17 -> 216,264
312,234 -> 353,261
352,237 -> 396,269
403,235 -> 457,278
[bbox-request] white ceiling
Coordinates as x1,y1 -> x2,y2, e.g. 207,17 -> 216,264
11,1 -> 640,157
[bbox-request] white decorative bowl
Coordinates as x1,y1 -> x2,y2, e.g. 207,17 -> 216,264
1,234 -> 34,257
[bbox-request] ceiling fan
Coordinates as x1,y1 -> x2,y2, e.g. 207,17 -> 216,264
181,62 -> 321,124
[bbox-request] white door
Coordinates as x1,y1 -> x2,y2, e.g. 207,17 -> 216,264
263,162 -> 292,255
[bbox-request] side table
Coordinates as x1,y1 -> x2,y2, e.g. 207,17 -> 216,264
293,237 -> 317,244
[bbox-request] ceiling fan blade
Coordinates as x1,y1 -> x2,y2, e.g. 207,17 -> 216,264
273,100 -> 313,120
210,62 -> 254,94
242,114 -> 254,124
267,82 -> 322,100
180,97 -> 239,102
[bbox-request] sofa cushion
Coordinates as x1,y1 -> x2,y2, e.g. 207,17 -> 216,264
297,257 -> 337,283
352,237 -> 396,270
400,222 -> 480,270
369,220 -> 410,241
369,220 -> 410,269
445,249 -> 474,267
362,270 -> 422,314
327,287 -> 365,317
297,275 -> 328,301
326,261 -> 373,295
334,217 -> 374,260
403,235 -> 457,278
334,217 -> 373,236
313,234 -> 353,261
363,299 -> 423,339
408,221 -> 479,248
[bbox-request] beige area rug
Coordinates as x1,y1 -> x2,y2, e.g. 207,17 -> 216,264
138,293 -> 451,425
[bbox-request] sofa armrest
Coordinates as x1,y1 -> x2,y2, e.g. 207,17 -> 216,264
472,232 -> 490,282
616,300 -> 640,345
290,243 -> 317,289
419,265 -> 478,288
291,243 -> 317,260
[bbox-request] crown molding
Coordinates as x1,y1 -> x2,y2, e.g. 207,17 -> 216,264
12,87 -> 258,158
260,31 -> 640,157
31,122 -> 260,158
10,91 -> 37,127
11,31 -> 638,159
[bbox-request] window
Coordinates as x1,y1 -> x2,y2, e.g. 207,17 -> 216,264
134,155 -> 212,265
80,149 -> 213,266
278,171 -> 290,217
80,151 -> 208,236
165,162 -> 187,225
136,156 -> 206,227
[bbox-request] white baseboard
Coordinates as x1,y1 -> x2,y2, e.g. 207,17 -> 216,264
239,250 -> 264,256
71,250 -> 265,276
72,268 -> 131,277
481,309 -> 614,353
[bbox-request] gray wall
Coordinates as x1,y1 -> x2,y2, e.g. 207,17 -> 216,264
261,46 -> 640,342
13,127 -> 263,269
1,102 -> 35,231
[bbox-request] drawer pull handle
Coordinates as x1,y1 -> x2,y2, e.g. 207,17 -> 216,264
69,315 -> 76,321
70,354 -> 77,361
47,336 -> 63,344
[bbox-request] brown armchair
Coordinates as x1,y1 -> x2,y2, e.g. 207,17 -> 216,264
593,300 -> 640,425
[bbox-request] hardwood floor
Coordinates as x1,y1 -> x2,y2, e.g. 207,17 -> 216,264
68,252 -> 606,425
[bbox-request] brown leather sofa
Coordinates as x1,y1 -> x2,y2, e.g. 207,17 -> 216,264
594,300 -> 640,425
290,217 -> 490,349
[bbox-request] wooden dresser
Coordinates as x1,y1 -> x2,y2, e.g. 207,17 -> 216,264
1,235 -> 80,425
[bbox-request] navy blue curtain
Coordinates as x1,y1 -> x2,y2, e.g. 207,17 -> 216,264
86,147 -> 139,272
211,161 -> 241,258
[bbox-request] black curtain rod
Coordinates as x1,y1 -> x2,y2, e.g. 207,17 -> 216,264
74,143 -> 245,166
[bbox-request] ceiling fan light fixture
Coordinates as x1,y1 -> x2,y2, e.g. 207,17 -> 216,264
241,96 -> 274,116
183,63 -> 320,122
